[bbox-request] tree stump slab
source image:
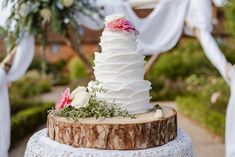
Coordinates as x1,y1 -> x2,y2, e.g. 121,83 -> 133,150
47,106 -> 177,150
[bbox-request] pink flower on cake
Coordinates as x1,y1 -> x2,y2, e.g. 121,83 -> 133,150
56,88 -> 72,110
106,18 -> 138,33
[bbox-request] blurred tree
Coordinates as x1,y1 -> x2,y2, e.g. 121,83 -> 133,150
224,0 -> 235,40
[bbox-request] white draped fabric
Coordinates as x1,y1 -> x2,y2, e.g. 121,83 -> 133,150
0,36 -> 35,157
78,0 -> 189,55
226,72 -> 235,157
79,0 -> 234,156
0,1 -> 35,156
212,0 -> 228,7
0,69 -> 10,157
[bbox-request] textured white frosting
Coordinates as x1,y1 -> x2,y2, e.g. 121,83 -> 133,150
93,14 -> 153,114
104,13 -> 125,24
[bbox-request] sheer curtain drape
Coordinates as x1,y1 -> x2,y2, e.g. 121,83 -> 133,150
0,4 -> 35,156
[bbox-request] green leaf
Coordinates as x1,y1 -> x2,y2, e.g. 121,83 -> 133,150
0,26 -> 6,37
5,35 -> 15,52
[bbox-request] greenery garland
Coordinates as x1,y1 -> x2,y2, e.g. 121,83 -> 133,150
1,0 -> 101,52
49,81 -> 136,120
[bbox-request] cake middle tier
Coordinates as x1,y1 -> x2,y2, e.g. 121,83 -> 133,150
100,30 -> 137,52
93,51 -> 152,113
94,52 -> 145,82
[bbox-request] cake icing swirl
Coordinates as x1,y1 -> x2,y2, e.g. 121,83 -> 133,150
93,14 -> 153,114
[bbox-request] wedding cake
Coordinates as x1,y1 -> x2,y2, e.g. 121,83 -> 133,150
93,14 -> 153,114
47,14 -> 177,150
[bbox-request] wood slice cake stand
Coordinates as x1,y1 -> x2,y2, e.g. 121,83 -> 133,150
47,106 -> 177,150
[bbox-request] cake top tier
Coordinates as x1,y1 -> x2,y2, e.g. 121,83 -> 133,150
104,14 -> 138,34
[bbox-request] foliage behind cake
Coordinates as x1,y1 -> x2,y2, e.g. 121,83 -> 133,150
2,0 -> 100,52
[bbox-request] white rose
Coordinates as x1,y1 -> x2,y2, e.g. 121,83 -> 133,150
71,91 -> 91,109
40,8 -> 52,24
62,0 -> 74,7
155,109 -> 163,119
71,86 -> 87,98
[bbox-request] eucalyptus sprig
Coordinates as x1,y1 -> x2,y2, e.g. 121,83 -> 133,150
49,81 -> 136,120
2,0 -> 102,52
50,98 -> 135,120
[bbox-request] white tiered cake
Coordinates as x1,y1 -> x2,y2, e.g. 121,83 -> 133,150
93,14 -> 153,114
47,13 -> 177,150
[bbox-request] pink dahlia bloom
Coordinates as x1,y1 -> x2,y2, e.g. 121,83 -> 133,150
106,18 -> 137,33
56,88 -> 72,110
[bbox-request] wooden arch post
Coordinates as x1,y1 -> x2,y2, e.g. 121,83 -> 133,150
0,47 -> 17,73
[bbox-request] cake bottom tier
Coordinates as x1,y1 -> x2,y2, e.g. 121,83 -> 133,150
47,106 -> 177,150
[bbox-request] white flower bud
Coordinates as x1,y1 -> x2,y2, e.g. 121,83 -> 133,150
40,8 -> 52,24
64,18 -> 70,24
19,3 -> 28,17
62,0 -> 74,7
211,92 -> 221,104
155,109 -> 163,119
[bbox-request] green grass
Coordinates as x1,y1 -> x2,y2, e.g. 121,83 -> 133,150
177,96 -> 225,138
10,98 -> 43,115
11,102 -> 53,146
10,71 -> 52,98
147,37 -> 234,101
67,57 -> 89,80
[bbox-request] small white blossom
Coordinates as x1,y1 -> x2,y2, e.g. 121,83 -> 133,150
87,81 -> 104,93
211,92 -> 221,104
40,8 -> 52,24
87,81 -> 95,93
62,0 -> 74,8
64,18 -> 70,24
18,3 -> 28,17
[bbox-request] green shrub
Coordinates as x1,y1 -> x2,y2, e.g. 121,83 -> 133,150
29,58 -> 70,85
147,38 -> 218,81
185,75 -> 229,113
67,57 -> 89,80
150,77 -> 187,101
11,102 -> 53,146
176,75 -> 229,138
147,38 -> 234,101
47,60 -> 70,85
177,96 -> 225,138
10,98 -> 41,115
29,57 -> 42,71
147,38 -> 216,100
10,70 -> 51,98
53,74 -> 70,86
0,53 -> 5,61
219,43 -> 235,64
224,0 -> 235,40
